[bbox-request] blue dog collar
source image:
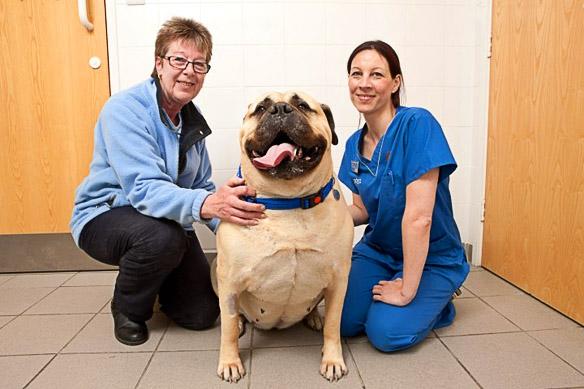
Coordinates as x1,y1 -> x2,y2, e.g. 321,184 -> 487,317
237,167 -> 335,210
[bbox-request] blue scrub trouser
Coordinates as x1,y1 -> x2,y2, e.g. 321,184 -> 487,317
340,244 -> 469,352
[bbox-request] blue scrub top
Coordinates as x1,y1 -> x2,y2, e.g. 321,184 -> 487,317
339,106 -> 466,266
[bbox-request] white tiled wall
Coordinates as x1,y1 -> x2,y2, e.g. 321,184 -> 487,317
106,0 -> 491,264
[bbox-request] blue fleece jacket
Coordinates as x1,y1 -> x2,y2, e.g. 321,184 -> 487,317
70,77 -> 219,245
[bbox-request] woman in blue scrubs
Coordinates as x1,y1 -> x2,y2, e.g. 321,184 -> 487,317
339,40 -> 470,351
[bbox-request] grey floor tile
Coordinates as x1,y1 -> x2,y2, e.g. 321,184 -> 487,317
529,327 -> 584,372
345,333 -> 369,345
0,287 -> 55,315
158,321 -> 250,351
350,338 -> 478,388
100,300 -> 112,313
435,298 -> 519,337
0,272 -> 75,288
28,352 -> 150,389
442,332 -> 584,389
0,274 -> 14,286
253,322 -> 323,348
462,270 -> 524,297
62,313 -> 169,353
484,294 -> 580,331
0,316 -> 15,329
0,354 -> 54,389
0,314 -> 92,355
25,285 -> 113,314
99,298 -> 161,313
62,271 -> 118,286
250,345 -> 362,389
457,286 -> 475,298
138,350 -> 250,389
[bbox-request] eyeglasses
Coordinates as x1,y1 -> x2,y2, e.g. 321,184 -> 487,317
163,56 -> 211,74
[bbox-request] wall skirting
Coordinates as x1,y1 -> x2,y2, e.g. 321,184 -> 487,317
0,234 -> 217,273
0,233 -> 114,273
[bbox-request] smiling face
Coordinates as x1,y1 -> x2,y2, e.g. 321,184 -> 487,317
240,91 -> 337,181
348,49 -> 401,117
155,39 -> 207,119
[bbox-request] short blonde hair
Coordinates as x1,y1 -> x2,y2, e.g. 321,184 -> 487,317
150,17 -> 213,77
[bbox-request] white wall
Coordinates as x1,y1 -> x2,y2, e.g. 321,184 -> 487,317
105,0 -> 491,265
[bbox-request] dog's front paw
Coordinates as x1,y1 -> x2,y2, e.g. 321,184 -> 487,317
319,357 -> 348,382
217,359 -> 246,383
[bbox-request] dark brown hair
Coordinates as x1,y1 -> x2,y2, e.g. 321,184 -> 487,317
150,17 -> 213,78
347,40 -> 404,108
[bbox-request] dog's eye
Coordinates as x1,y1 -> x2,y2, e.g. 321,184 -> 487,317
255,105 -> 266,114
298,102 -> 311,111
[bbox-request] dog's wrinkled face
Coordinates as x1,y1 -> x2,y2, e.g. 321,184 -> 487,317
241,92 -> 337,180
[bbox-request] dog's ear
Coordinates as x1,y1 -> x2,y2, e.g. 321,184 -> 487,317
320,104 -> 338,145
243,103 -> 252,121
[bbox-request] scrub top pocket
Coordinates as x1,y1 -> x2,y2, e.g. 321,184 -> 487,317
367,168 -> 405,256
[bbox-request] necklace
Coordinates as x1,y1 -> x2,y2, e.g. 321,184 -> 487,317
355,109 -> 398,177
357,129 -> 387,177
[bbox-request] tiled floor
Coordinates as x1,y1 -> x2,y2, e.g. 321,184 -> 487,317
1,267 -> 583,389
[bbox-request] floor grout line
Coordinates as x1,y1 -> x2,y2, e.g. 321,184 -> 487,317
436,335 -> 484,389
0,352 -> 57,357
345,341 -> 367,389
0,275 -> 15,287
473,293 -> 580,333
17,286 -> 66,315
435,328 -> 525,338
134,315 -> 171,389
544,386 -> 584,389
0,316 -> 18,331
471,292 -> 529,331
18,311 -> 113,317
57,302 -> 109,353
523,329 -> 584,377
3,270 -> 584,388
20,289 -> 104,388
471,269 -> 583,327
22,353 -> 59,389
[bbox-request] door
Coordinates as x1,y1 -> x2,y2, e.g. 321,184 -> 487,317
0,1 -> 110,271
483,0 -> 584,324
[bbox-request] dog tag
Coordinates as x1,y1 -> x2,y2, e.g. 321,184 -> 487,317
333,189 -> 340,201
351,160 -> 359,173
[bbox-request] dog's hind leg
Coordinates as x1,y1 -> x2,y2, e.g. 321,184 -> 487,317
304,306 -> 324,331
303,294 -> 325,331
238,314 -> 247,338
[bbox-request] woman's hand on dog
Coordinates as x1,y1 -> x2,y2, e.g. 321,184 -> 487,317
201,177 -> 266,225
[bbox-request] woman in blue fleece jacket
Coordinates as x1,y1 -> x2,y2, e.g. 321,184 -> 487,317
71,17 -> 264,346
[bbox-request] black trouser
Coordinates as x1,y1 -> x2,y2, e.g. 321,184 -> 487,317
79,206 -> 219,329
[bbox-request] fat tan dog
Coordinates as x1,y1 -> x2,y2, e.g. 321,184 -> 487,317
213,91 -> 353,382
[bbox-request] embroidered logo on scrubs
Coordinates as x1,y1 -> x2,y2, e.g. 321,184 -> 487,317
353,178 -> 361,185
351,160 -> 359,173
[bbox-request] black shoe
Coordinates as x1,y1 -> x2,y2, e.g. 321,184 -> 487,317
110,302 -> 148,346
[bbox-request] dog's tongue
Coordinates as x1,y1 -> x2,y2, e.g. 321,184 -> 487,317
252,143 -> 296,169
